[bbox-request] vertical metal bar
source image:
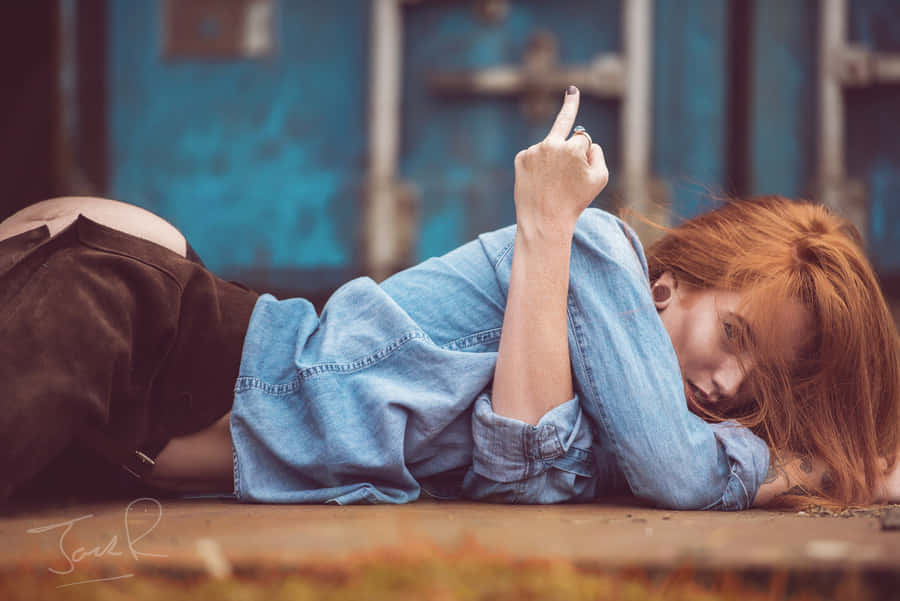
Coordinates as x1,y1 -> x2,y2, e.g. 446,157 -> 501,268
818,0 -> 867,239
58,0 -> 78,192
76,0 -> 108,194
58,0 -> 99,194
727,0 -> 753,196
365,0 -> 403,280
818,0 -> 846,214
621,0 -> 655,223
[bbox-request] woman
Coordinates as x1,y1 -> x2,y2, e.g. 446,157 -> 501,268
1,88 -> 898,509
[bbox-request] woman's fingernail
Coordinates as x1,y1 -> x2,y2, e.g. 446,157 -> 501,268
566,85 -> 578,96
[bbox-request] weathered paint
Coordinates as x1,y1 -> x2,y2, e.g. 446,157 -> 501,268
748,0 -> 818,200
749,0 -> 900,272
401,0 -> 622,261
846,0 -> 900,271
652,0 -> 730,220
105,1 -> 797,286
109,0 -> 369,286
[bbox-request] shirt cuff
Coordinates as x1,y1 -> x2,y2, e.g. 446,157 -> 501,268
704,421 -> 771,510
471,391 -> 585,483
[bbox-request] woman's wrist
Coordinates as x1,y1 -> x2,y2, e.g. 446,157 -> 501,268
512,229 -> 574,276
515,218 -> 576,251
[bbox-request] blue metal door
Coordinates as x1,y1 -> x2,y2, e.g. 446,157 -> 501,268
846,0 -> 900,273
109,0 -> 370,293
108,0 -> 732,294
749,0 -> 900,274
400,1 -> 622,260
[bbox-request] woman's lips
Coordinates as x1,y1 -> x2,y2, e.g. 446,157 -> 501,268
686,382 -> 711,411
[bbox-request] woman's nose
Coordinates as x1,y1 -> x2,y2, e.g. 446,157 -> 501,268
712,355 -> 745,401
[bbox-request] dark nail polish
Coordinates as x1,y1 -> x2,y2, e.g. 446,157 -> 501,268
566,85 -> 578,96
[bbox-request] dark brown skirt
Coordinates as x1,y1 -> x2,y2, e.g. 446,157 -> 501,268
0,215 -> 259,505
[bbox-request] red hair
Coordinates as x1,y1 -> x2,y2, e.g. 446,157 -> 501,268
642,196 -> 900,507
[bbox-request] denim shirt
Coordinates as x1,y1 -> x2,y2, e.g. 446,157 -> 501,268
231,208 -> 770,510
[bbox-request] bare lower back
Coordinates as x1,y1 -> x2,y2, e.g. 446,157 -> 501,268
0,196 -> 187,258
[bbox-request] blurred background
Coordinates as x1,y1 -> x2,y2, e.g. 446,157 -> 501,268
1,0 -> 899,308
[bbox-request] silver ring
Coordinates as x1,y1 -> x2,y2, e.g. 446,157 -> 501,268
572,125 -> 592,146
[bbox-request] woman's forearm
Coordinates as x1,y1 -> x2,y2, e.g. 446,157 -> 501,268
490,87 -> 607,426
752,451 -> 830,506
491,230 -> 575,425
754,449 -> 900,506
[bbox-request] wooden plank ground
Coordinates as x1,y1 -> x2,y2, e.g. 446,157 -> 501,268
0,498 -> 898,598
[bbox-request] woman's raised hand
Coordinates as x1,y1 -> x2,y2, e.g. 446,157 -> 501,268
512,86 -> 609,245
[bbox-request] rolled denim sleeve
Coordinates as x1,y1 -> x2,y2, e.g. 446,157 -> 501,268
461,392 -> 596,504
701,422 -> 771,510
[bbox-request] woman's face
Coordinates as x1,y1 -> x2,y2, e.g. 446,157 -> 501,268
654,272 -> 811,415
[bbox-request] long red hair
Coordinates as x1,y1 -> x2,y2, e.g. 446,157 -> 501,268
642,196 -> 900,507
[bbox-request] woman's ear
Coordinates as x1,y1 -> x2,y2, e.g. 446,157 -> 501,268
652,272 -> 677,310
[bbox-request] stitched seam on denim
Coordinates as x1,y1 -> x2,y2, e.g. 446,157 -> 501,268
232,442 -> 242,500
562,400 -> 584,449
297,331 -> 430,379
234,375 -> 301,395
522,425 -> 536,480
701,489 -> 724,511
732,464 -> 751,509
550,449 -> 595,477
701,467 -> 746,511
492,239 -> 514,269
566,446 -> 594,462
538,423 -> 564,459
513,477 -> 526,504
472,400 -> 530,483
616,219 -> 649,277
441,327 -> 502,351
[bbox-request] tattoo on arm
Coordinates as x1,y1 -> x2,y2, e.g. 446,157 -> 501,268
772,461 -> 831,498
821,469 -> 834,493
764,457 -> 790,486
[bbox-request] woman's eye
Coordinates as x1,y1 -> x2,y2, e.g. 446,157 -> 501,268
723,321 -> 736,341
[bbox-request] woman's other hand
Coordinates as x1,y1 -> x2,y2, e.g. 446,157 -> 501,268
875,454 -> 900,504
512,86 -> 609,245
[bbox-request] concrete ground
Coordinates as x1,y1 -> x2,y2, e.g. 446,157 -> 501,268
1,498 -> 898,595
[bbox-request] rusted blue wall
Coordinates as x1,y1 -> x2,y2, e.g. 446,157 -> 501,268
108,0 -> 900,292
109,0 -> 369,288
748,0 -> 818,200
652,0 -> 729,218
846,0 -> 900,272
401,0 -> 622,260
401,0 -> 729,258
750,0 -> 900,272
110,0 -> 734,291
